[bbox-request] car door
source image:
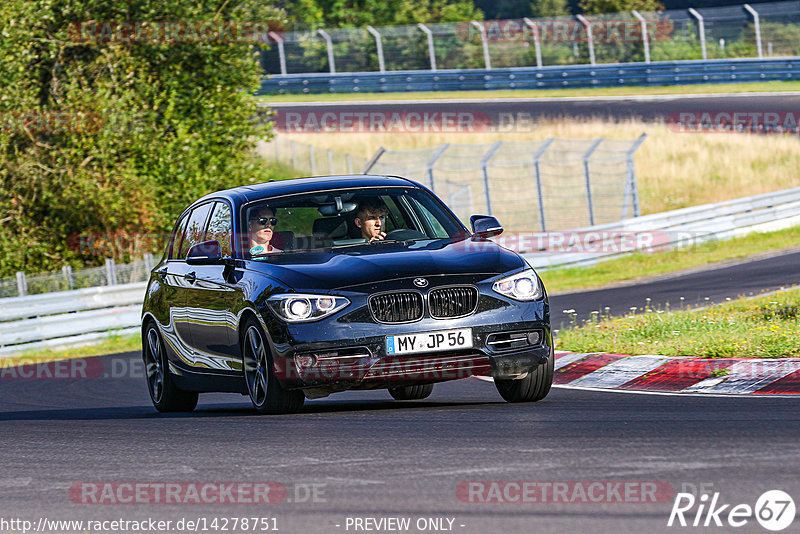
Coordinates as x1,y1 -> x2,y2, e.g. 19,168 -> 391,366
184,200 -> 240,373
167,202 -> 215,368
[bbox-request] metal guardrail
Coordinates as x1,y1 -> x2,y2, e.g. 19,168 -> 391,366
0,283 -> 146,357
2,187 -> 799,356
259,57 -> 800,94
514,186 -> 800,269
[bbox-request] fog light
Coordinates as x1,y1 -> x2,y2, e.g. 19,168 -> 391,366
527,331 -> 541,345
295,354 -> 318,369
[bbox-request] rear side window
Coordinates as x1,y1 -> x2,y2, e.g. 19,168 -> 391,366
207,202 -> 233,256
178,203 -> 213,259
169,213 -> 190,260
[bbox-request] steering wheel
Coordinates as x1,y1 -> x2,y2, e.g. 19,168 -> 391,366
385,229 -> 427,241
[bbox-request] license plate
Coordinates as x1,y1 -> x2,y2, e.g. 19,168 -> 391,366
386,328 -> 473,355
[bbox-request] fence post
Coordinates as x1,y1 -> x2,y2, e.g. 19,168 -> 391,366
62,265 -> 73,290
688,8 -> 707,60
309,145 -> 317,175
327,149 -> 335,174
523,18 -> 543,67
105,258 -> 118,286
575,15 -> 596,65
624,133 -> 647,218
366,26 -> 386,72
317,29 -> 336,73
582,138 -> 604,226
631,10 -> 650,63
16,271 -> 27,297
144,252 -> 154,272
480,141 -> 503,215
533,138 -> 555,232
470,21 -> 492,70
291,140 -> 298,168
417,23 -> 437,71
268,31 -> 287,75
426,143 -> 451,193
363,146 -> 387,173
743,4 -> 763,58
346,154 -> 353,174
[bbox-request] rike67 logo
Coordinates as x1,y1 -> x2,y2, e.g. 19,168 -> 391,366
668,489 -> 795,531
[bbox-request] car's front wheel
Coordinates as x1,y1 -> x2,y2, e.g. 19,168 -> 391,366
241,317 -> 305,414
388,383 -> 434,400
494,346 -> 554,403
143,322 -> 198,412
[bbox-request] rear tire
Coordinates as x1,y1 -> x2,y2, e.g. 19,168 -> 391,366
143,322 -> 198,412
241,317 -> 305,414
388,383 -> 434,400
494,346 -> 554,403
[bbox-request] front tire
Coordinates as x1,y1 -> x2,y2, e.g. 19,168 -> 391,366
241,318 -> 304,414
388,383 -> 434,400
494,346 -> 554,403
143,322 -> 198,412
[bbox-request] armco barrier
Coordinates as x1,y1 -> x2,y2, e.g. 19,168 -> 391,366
0,283 -> 146,357
258,57 -> 800,95
516,186 -> 800,269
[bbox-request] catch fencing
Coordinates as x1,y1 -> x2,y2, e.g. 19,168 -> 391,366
1,255 -> 154,299
260,1 -> 800,77
261,135 -> 647,231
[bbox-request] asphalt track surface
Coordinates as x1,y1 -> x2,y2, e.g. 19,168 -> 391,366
269,91 -> 800,124
2,252 -> 799,533
548,249 -> 800,330
1,354 -> 799,534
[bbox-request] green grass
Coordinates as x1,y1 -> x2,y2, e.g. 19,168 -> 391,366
540,225 -> 800,294
557,288 -> 800,358
2,332 -> 141,368
258,80 -> 800,103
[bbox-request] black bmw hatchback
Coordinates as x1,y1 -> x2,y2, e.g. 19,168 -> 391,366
141,175 -> 553,414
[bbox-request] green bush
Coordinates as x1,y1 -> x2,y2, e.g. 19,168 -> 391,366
0,0 -> 287,276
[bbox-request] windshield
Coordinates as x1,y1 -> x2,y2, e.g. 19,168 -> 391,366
241,187 -> 465,257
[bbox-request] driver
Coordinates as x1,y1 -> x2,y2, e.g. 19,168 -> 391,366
354,200 -> 388,242
248,206 -> 282,257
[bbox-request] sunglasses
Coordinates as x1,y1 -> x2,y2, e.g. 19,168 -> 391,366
253,217 -> 278,227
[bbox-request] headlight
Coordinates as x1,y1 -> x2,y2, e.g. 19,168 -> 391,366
267,294 -> 350,323
492,269 -> 543,301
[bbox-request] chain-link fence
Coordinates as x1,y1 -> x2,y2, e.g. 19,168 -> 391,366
261,135 -> 646,232
258,137 -> 370,176
260,1 -> 800,75
1,256 -> 154,299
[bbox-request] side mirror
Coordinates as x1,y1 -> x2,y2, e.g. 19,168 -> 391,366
186,240 -> 225,265
470,215 -> 503,238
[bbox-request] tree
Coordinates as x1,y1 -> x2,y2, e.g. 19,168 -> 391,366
285,0 -> 483,29
0,0 -> 284,275
531,0 -> 572,18
578,0 -> 663,14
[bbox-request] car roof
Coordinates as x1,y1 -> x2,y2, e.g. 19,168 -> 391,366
194,175 -> 420,207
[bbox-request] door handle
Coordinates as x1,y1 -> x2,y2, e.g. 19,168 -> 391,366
185,271 -> 197,283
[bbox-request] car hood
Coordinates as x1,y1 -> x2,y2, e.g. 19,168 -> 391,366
246,238 -> 526,291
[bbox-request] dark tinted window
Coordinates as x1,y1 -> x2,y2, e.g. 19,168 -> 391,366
178,203 -> 213,259
207,202 -> 233,256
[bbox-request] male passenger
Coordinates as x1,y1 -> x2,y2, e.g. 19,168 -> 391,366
354,200 -> 388,242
